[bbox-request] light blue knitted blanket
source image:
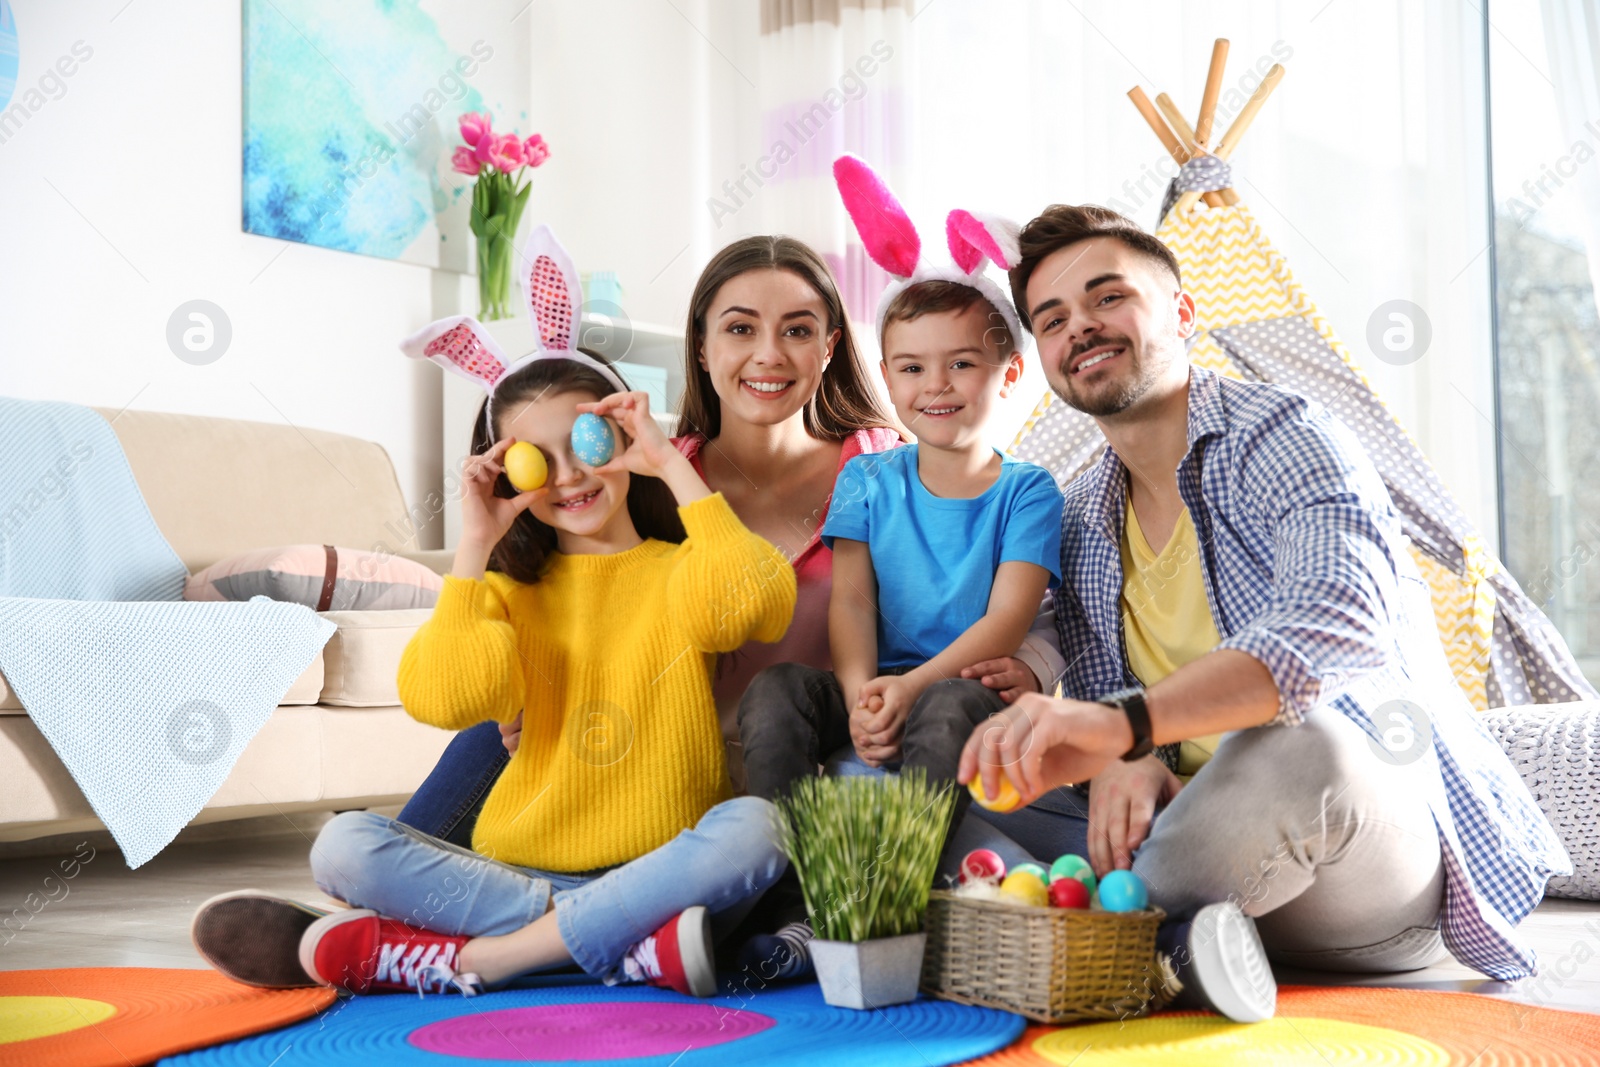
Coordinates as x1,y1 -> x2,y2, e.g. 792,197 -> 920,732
0,398 -> 333,867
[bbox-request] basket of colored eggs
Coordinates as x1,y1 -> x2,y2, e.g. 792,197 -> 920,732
919,787 -> 1176,1023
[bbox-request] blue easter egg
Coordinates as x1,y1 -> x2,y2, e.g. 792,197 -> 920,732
1095,869 -> 1148,913
571,412 -> 615,467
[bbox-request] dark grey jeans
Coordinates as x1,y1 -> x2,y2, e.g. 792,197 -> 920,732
737,661 -> 1007,833
733,662 -> 1093,940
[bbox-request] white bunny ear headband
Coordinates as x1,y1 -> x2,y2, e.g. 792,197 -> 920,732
399,224 -> 626,432
832,154 -> 1028,352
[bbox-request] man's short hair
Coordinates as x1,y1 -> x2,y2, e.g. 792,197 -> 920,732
881,280 -> 1016,357
1008,205 -> 1182,331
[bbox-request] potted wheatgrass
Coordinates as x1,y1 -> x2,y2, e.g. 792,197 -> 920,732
773,769 -> 955,1009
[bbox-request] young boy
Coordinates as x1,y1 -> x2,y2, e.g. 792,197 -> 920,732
737,276 -> 1063,850
830,281 -> 1064,770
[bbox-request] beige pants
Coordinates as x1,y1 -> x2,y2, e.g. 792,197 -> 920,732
1133,704 -> 1450,973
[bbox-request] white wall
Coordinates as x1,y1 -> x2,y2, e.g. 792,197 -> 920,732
519,0 -> 761,334
1,1 -> 1504,553
0,0 -> 530,552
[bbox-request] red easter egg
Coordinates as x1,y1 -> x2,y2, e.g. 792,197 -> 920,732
1049,876 -> 1091,909
959,848 -> 1006,885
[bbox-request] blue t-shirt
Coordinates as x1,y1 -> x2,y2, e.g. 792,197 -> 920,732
822,445 -> 1064,670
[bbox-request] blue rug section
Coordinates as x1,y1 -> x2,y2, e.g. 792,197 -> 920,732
159,978 -> 1024,1066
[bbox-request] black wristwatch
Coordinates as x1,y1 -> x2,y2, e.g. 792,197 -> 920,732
1099,687 -> 1154,762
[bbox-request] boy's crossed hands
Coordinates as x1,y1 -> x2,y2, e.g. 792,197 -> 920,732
848,675 -> 919,766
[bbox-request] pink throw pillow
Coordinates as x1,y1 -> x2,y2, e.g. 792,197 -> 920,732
185,545 -> 442,611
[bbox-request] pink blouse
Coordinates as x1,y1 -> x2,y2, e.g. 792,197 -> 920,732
673,427 -> 904,793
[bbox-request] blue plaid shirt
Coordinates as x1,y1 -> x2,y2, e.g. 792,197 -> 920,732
1047,366 -> 1569,981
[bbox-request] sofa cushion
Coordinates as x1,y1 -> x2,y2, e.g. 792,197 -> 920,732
186,545 -> 442,611
0,654 -> 325,714
91,407 -> 420,574
317,608 -> 432,707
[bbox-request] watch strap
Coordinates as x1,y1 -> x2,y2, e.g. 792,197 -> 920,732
1100,687 -> 1155,762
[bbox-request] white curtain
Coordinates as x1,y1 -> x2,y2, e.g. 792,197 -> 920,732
904,0 -> 1501,539
754,0 -> 911,325
1540,0 -> 1600,304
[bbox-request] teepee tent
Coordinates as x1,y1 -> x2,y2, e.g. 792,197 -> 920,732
1010,40 -> 1596,711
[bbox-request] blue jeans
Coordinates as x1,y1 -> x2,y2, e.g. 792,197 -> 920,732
309,797 -> 788,984
397,720 -> 506,848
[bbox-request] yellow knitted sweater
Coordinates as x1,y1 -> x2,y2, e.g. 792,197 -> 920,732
397,493 -> 796,872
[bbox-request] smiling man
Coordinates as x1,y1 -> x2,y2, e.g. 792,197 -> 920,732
963,204 -> 1569,1022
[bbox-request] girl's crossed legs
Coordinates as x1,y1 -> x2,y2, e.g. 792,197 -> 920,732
309,795 -> 787,986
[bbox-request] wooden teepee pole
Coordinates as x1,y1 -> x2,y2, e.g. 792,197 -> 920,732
1194,38 -> 1230,148
1128,86 -> 1187,163
1155,93 -> 1226,208
1174,62 -> 1284,215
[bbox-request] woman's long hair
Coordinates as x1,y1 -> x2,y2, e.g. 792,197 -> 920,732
472,356 -> 685,583
676,235 -> 897,441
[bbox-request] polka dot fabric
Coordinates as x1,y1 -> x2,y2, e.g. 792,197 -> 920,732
423,323 -> 506,387
529,254 -> 573,351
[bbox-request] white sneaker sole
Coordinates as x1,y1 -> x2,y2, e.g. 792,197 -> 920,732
677,905 -> 717,997
1189,901 -> 1277,1022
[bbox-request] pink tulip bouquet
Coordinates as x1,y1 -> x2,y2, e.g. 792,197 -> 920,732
454,113 -> 551,320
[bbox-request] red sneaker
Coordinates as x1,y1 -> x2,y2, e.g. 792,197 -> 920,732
298,909 -> 483,996
623,906 -> 716,997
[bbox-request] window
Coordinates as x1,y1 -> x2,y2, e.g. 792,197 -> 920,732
1489,0 -> 1600,685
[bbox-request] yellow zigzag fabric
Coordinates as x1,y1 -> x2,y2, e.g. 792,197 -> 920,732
1011,204 -> 1494,708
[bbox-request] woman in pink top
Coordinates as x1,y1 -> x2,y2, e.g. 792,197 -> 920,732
671,235 -> 904,792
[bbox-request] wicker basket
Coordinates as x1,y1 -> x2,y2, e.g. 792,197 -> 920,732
920,889 -> 1173,1023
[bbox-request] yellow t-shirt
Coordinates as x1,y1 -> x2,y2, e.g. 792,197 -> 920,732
1119,498 -> 1225,779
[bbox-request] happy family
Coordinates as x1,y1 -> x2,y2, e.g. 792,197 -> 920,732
190,155 -> 1568,1025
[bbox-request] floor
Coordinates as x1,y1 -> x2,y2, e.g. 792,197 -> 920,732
2,817 -> 1598,1020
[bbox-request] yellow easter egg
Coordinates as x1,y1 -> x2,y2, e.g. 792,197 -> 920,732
998,870 -> 1050,908
504,441 -> 547,491
967,773 -> 1022,813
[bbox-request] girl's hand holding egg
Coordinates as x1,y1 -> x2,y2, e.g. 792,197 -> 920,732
574,391 -> 677,479
460,437 -> 549,550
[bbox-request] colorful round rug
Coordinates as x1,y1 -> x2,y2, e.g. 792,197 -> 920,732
961,986 -> 1600,1066
0,968 -> 336,1067
160,979 -> 1025,1066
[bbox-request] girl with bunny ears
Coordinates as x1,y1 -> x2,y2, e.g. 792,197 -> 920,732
191,226 -> 796,1000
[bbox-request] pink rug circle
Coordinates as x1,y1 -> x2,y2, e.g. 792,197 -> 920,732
407,1002 -> 776,1061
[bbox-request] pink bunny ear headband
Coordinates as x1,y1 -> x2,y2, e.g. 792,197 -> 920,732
832,154 -> 1028,351
399,224 -> 626,432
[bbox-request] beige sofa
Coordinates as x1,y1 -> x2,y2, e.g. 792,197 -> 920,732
0,408 -> 455,843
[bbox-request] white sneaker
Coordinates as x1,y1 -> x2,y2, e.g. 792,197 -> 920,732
1187,901 -> 1277,1022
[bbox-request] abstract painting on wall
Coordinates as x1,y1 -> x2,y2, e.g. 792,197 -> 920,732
0,1 -> 18,113
242,0 -> 528,270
